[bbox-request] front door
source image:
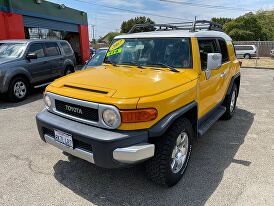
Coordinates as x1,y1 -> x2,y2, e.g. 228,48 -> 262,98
25,43 -> 49,83
197,38 -> 224,118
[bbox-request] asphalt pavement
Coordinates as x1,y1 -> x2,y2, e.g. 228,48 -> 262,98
0,68 -> 273,206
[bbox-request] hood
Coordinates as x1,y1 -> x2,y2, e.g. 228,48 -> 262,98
0,57 -> 16,65
50,65 -> 197,99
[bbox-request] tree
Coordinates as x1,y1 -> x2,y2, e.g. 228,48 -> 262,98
98,32 -> 121,44
223,13 -> 268,41
120,16 -> 155,33
211,17 -> 232,26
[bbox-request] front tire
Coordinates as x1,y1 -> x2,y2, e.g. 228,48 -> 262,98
64,66 -> 75,76
145,118 -> 193,187
8,77 -> 29,102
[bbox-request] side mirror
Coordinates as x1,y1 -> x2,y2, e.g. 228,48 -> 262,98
207,53 -> 222,70
26,53 -> 38,60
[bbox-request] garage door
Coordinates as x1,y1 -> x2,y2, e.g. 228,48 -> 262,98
24,16 -> 78,33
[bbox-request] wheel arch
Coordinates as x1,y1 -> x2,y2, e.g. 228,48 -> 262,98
227,73 -> 241,97
2,70 -> 31,93
148,101 -> 198,139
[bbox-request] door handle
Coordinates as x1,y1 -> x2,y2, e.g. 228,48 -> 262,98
220,72 -> 227,78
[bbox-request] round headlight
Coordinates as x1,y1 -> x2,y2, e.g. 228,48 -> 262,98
44,94 -> 52,109
102,109 -> 120,128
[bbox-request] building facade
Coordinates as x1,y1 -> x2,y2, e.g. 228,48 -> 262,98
0,0 -> 90,64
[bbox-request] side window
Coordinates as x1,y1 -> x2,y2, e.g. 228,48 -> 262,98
27,43 -> 45,58
198,39 -> 218,70
60,42 -> 73,55
45,42 -> 60,57
218,39 -> 229,63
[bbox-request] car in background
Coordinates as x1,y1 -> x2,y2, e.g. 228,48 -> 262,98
271,49 -> 274,58
0,39 -> 76,102
234,45 -> 257,59
83,47 -> 108,69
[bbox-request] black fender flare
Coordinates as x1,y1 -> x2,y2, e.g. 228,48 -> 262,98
226,72 -> 241,96
148,101 -> 197,138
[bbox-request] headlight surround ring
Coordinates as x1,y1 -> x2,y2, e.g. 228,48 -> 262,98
43,94 -> 52,109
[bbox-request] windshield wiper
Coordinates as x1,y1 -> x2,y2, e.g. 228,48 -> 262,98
104,59 -> 118,67
153,63 -> 180,73
121,62 -> 144,69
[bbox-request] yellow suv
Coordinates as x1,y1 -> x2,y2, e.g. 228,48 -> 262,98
36,21 -> 241,187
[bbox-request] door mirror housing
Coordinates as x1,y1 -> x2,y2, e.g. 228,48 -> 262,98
26,53 -> 38,60
207,53 -> 222,70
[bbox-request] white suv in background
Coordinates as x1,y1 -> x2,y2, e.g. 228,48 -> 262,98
234,45 -> 257,59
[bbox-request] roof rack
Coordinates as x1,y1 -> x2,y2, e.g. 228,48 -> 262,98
128,20 -> 223,34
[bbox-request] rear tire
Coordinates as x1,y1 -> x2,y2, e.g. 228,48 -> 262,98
8,76 -> 29,102
145,118 -> 193,187
222,84 -> 238,120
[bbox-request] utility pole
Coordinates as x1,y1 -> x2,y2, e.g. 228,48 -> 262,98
92,25 -> 95,44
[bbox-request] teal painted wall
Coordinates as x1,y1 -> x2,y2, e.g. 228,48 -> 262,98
0,0 -> 88,25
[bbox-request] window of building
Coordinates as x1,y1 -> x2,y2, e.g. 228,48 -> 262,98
28,43 -> 45,58
26,28 -> 64,40
45,42 -> 60,56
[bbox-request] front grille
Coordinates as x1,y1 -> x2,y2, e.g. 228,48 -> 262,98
55,99 -> 99,122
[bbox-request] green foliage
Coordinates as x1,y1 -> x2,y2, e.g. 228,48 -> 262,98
211,17 -> 232,26
107,32 -> 121,43
212,9 -> 274,41
120,16 -> 155,33
98,32 -> 121,44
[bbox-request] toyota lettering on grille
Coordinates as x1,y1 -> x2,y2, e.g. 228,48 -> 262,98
65,105 -> 83,114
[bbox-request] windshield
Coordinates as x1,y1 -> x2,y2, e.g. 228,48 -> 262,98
0,43 -> 26,58
105,38 -> 192,68
87,49 -> 107,67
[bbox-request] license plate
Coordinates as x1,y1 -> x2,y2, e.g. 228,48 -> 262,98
54,130 -> 73,148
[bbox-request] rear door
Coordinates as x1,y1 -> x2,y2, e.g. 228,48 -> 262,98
44,42 -> 64,78
25,43 -> 49,83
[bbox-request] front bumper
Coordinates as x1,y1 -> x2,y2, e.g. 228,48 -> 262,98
36,110 -> 154,168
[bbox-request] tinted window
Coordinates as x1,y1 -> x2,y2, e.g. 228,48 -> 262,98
28,43 -> 45,58
61,42 -> 73,55
235,46 -> 254,50
198,39 -> 218,69
218,39 -> 229,62
87,49 -> 107,67
45,42 -> 60,56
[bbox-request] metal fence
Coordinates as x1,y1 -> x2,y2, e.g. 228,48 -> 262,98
234,41 -> 274,57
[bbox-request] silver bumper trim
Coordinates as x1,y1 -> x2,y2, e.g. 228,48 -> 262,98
113,143 -> 155,164
44,134 -> 95,164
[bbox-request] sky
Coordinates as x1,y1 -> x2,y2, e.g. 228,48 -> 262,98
48,0 -> 274,39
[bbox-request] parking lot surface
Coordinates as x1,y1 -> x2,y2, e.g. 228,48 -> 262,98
0,68 -> 274,206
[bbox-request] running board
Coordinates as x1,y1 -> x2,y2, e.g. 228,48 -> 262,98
198,106 -> 226,137
34,82 -> 51,89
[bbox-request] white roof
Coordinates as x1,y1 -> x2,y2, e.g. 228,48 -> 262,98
115,30 -> 232,41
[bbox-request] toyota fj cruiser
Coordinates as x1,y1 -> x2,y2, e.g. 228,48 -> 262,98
36,21 -> 241,187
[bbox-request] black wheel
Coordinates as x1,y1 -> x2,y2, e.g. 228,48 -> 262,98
145,118 -> 193,187
222,84 -> 238,120
8,76 -> 29,102
64,66 -> 74,75
244,53 -> 251,59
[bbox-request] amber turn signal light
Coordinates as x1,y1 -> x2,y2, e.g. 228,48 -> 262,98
120,108 -> 158,123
